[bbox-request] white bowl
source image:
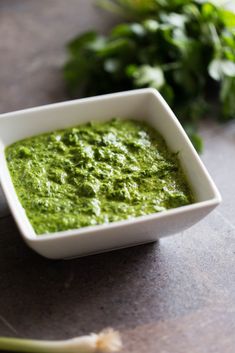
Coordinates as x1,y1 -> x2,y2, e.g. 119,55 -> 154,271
0,89 -> 221,259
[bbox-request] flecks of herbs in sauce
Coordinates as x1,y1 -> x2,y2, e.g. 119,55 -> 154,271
5,119 -> 193,235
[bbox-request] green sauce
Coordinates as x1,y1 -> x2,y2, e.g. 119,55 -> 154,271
5,118 -> 193,235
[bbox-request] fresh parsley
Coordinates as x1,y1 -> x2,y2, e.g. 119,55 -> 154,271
64,0 -> 235,152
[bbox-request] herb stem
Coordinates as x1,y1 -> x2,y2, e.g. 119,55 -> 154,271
209,23 -> 222,54
161,62 -> 182,71
0,329 -> 122,353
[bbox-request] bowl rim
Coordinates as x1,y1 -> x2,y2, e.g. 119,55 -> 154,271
0,88 -> 222,243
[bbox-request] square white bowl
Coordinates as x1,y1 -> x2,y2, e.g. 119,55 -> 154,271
0,89 -> 221,259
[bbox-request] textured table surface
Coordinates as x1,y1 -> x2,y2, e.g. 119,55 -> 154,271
1,1 -> 235,352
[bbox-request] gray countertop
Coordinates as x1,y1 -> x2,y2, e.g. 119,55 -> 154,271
1,1 -> 235,352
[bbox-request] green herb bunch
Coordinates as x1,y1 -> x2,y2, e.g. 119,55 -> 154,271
64,0 -> 235,152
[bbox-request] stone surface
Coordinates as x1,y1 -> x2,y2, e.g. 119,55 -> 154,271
1,2 -> 235,352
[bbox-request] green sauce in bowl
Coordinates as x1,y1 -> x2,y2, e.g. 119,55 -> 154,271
5,118 -> 193,235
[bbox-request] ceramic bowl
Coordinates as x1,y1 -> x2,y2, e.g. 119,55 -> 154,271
0,89 -> 221,259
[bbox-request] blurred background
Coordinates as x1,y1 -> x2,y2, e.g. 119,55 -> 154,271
0,0 -> 116,113
1,0 -> 235,151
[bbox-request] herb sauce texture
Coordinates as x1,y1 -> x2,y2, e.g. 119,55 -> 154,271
5,119 -> 193,235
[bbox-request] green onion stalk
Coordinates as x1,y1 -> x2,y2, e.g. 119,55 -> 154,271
0,328 -> 122,353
